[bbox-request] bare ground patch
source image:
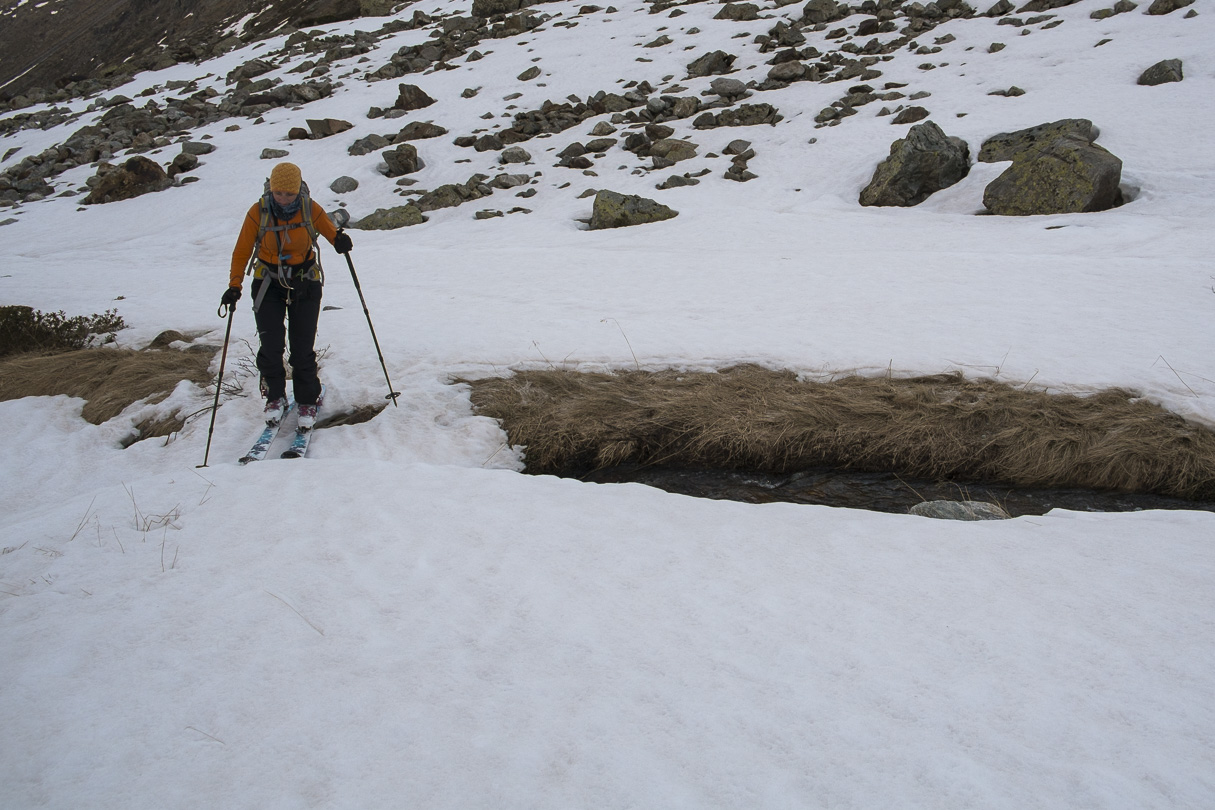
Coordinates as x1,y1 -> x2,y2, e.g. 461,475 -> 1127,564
0,344 -> 215,443
466,366 -> 1215,501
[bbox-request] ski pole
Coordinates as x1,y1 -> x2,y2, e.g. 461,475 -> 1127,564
197,301 -> 235,468
338,228 -> 400,406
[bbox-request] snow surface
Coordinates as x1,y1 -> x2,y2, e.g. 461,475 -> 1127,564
1,0 -> 1214,807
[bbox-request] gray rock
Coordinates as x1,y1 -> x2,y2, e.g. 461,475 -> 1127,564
858,120 -> 971,207
648,138 -> 698,162
180,141 -> 217,156
710,77 -> 748,99
382,143 -> 422,176
584,137 -> 618,153
395,121 -> 448,141
306,118 -> 354,139
768,62 -> 807,82
802,0 -> 846,23
500,146 -> 532,164
261,148 -> 290,160
983,134 -> 1122,215
589,190 -> 678,230
395,84 -> 436,111
349,133 -> 392,156
167,152 -> 198,178
353,204 -> 426,229
909,500 -> 1012,520
723,139 -> 752,155
892,106 -> 931,125
978,119 -> 1097,163
84,156 -> 173,205
1137,59 -> 1183,86
472,0 -> 528,16
518,66 -> 542,82
715,2 -> 761,20
491,173 -> 531,189
686,50 -> 736,78
1145,0 -> 1193,13
330,176 -> 360,194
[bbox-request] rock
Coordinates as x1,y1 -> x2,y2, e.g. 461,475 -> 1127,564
978,119 -> 1097,163
288,127 -> 312,140
589,190 -> 678,230
723,139 -> 752,155
395,84 -> 436,111
686,50 -> 736,78
307,118 -> 354,138
261,148 -> 290,160
517,66 -> 542,81
353,204 -> 426,229
395,121 -> 448,140
649,139 -> 698,162
500,146 -> 532,164
472,0 -> 528,16
416,174 -> 492,211
474,134 -> 504,152
382,143 -> 422,176
768,61 -> 807,82
475,209 -> 505,219
909,500 -> 1012,520
490,173 -> 531,189
181,141 -> 216,156
892,106 -> 931,124
83,156 -> 173,204
584,137 -> 618,153
330,176 -> 360,194
802,0 -> 846,23
167,152 -> 198,178
1145,0 -> 1193,13
1137,59 -> 1183,86
656,174 -> 700,189
715,2 -> 761,20
983,134 -> 1122,215
710,77 -> 748,99
858,121 -> 971,207
349,133 -> 392,156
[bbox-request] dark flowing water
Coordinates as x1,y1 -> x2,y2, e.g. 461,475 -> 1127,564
575,465 -> 1215,517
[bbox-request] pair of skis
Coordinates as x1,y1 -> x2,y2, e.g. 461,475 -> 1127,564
238,388 -> 323,464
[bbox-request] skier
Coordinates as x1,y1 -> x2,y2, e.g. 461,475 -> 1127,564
221,162 -> 352,430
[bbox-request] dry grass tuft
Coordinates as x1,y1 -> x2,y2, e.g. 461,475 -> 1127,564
0,347 -> 214,426
466,366 -> 1215,500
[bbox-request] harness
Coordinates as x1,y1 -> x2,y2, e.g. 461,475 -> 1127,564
246,179 -> 325,311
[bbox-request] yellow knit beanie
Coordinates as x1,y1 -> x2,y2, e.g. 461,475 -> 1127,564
269,162 -> 302,194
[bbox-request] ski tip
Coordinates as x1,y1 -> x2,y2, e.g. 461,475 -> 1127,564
280,451 -> 302,460
238,456 -> 257,465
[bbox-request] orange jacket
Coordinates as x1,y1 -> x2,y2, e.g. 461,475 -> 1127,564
229,199 -> 338,288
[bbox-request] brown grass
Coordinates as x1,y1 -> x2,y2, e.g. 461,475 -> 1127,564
0,347 -> 215,437
465,366 -> 1215,500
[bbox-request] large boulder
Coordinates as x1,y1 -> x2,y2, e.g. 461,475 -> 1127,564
83,156 -> 173,204
472,0 -> 528,16
352,205 -> 426,229
802,0 -> 847,23
382,143 -> 422,176
686,51 -> 736,78
589,190 -> 678,230
858,121 -> 971,207
1146,0 -> 1194,13
977,118 -> 1096,163
982,135 -> 1123,215
394,84 -> 436,112
648,139 -> 698,162
1137,59 -> 1183,86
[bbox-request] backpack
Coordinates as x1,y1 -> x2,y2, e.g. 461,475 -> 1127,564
245,179 -> 323,282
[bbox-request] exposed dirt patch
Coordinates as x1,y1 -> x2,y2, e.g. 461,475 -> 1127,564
466,365 -> 1215,502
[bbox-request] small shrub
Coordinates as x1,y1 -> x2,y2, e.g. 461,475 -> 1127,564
0,305 -> 128,357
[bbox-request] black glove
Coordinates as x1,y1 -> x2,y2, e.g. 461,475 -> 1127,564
333,231 -> 353,255
220,286 -> 241,313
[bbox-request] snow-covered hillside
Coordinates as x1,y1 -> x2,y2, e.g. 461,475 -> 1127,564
2,0 -> 1213,807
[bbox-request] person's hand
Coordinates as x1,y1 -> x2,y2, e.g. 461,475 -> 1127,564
333,231 -> 353,255
220,286 -> 241,313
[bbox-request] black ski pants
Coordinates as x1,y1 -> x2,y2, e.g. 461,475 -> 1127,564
252,276 -> 323,406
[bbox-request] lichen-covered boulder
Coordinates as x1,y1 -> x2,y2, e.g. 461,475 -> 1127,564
1137,59 -> 1183,86
982,135 -> 1122,215
978,119 -> 1097,163
588,190 -> 678,230
382,143 -> 422,177
858,121 -> 971,207
83,156 -> 173,204
648,139 -> 698,163
686,51 -> 736,78
352,204 -> 426,229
